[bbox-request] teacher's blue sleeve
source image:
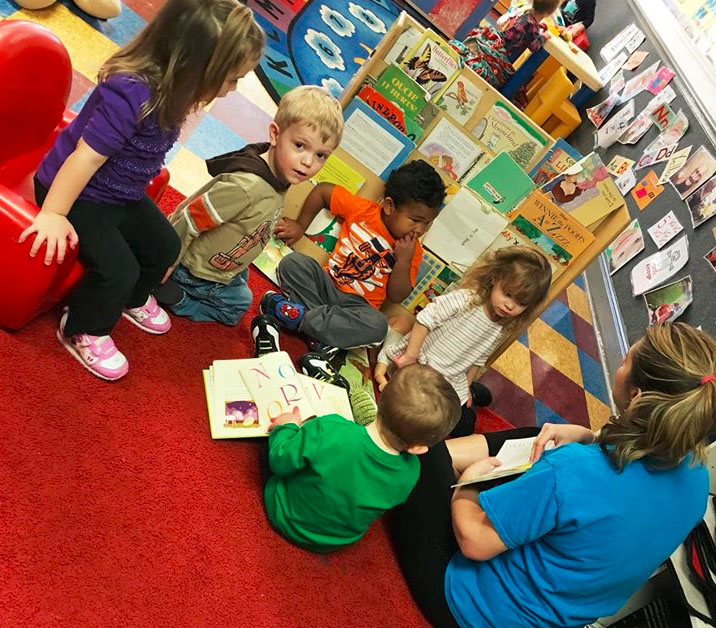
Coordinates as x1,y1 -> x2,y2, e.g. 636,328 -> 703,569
478,460 -> 558,549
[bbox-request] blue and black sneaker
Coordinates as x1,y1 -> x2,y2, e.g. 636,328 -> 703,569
259,290 -> 305,331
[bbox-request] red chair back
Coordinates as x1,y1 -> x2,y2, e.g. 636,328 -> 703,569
0,20 -> 71,166
0,20 -> 171,330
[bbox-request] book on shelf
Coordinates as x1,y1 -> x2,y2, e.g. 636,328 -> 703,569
528,138 -> 583,185
401,249 -> 461,314
541,152 -> 623,229
374,64 -> 428,121
422,186 -> 508,268
400,29 -> 461,101
471,101 -> 549,172
466,151 -> 535,214
508,190 -> 595,266
203,351 -> 353,439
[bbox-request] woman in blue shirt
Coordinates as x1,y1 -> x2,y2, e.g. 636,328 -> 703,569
391,322 -> 715,628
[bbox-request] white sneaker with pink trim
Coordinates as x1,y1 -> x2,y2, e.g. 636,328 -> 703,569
57,311 -> 129,381
122,295 -> 172,335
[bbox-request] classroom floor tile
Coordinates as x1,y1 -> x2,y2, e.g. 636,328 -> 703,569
2,0 -> 614,431
491,340 -> 533,396
527,318 -> 583,387
566,281 -> 593,325
479,368 -> 537,428
8,5 -> 119,81
530,351 -> 591,428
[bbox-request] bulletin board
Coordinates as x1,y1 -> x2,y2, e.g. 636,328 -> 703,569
281,12 -> 631,369
568,3 -> 716,345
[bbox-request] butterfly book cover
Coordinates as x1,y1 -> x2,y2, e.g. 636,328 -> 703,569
203,352 -> 352,439
400,29 -> 460,101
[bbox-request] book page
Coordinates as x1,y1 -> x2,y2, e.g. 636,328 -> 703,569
206,361 -> 264,438
238,352 -> 316,424
298,374 -> 353,421
494,437 -> 539,468
451,437 -> 554,487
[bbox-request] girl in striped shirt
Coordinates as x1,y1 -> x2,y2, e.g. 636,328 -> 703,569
375,246 -> 552,437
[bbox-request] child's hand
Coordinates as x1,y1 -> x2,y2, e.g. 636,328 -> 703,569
161,265 -> 177,284
18,211 -> 78,265
395,352 -> 418,368
458,457 -> 502,484
393,232 -> 418,262
274,218 -> 305,246
268,406 -> 303,432
375,370 -> 389,392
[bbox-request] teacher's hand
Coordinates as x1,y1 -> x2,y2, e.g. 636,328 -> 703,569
530,423 -> 595,463
458,457 -> 502,485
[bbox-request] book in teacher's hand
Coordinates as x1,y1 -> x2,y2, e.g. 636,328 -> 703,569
203,351 -> 353,439
451,437 -> 554,488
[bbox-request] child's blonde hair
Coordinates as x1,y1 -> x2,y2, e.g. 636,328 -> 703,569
378,364 -> 460,447
532,0 -> 563,17
100,0 -> 265,129
599,323 -> 716,471
459,245 -> 552,331
274,86 -> 344,145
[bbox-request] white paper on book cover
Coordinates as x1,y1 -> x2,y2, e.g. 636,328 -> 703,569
423,187 -> 508,267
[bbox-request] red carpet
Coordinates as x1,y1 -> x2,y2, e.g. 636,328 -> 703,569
0,187 -> 512,627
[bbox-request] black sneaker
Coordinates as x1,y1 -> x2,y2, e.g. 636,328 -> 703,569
298,352 -> 350,391
307,338 -> 343,362
153,278 -> 183,306
470,382 -> 493,407
250,314 -> 281,357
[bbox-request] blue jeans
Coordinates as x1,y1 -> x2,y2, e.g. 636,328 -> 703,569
170,265 -> 252,326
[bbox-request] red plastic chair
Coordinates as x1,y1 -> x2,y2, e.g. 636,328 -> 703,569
0,20 -> 170,330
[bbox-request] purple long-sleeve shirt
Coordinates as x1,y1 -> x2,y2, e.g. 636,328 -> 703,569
37,73 -> 179,205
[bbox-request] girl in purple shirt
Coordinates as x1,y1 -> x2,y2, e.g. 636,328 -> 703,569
19,0 -> 265,381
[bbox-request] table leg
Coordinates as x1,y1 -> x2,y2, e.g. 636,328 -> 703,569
500,48 -> 548,100
570,85 -> 596,109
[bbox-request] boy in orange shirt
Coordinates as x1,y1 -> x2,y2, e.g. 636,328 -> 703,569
263,160 -> 445,350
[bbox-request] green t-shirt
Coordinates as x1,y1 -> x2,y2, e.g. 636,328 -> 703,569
264,414 -> 419,553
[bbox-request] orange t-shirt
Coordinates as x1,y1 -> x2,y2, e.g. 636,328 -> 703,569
325,186 -> 423,309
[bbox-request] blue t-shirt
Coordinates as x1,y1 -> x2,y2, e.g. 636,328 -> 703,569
445,443 -> 708,628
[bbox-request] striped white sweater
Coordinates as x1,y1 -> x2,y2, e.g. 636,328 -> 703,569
385,289 -> 505,405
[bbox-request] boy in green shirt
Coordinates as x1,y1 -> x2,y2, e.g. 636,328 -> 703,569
262,363 -> 461,553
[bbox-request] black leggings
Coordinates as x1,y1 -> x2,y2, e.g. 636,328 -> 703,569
389,427 -> 540,628
35,180 -> 180,337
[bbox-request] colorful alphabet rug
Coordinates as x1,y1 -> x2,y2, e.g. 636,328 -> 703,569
246,0 -> 403,103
